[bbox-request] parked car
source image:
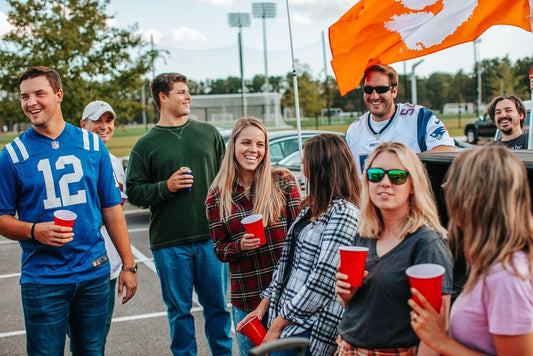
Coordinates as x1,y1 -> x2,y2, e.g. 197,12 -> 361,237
277,137 -> 470,179
122,129 -> 344,175
465,99 -> 530,144
220,129 -> 345,165
464,114 -> 496,144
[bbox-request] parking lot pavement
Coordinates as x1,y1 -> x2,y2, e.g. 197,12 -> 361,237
0,204 -> 238,355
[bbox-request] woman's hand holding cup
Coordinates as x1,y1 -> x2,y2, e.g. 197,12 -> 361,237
240,233 -> 261,251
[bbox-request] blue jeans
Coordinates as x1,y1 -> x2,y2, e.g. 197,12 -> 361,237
152,239 -> 232,356
232,305 -> 269,356
21,274 -> 109,356
105,278 -> 117,342
269,330 -> 312,356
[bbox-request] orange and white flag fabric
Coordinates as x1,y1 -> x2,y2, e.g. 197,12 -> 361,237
329,0 -> 533,96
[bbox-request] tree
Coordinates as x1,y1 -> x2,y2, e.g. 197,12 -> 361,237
0,0 -> 160,127
423,73 -> 452,112
282,62 -> 325,118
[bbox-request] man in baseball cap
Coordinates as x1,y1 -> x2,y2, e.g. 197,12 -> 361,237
81,100 -> 116,144
80,100 -> 128,350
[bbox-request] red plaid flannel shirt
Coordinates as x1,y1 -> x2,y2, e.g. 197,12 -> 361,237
206,169 -> 301,311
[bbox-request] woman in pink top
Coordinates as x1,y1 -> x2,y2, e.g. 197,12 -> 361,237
409,145 -> 533,355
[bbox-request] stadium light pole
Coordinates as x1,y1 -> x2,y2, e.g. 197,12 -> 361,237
228,12 -> 251,116
252,2 -> 276,121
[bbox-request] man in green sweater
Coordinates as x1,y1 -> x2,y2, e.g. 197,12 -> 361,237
126,73 -> 232,355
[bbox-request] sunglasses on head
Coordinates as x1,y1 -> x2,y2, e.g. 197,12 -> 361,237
363,85 -> 394,94
367,168 -> 409,185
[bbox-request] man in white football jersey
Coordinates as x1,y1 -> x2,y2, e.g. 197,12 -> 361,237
346,64 -> 456,177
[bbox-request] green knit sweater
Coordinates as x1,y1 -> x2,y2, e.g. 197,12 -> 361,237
126,119 -> 225,250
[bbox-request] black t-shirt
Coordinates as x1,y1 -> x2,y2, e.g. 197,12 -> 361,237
338,226 -> 453,349
499,133 -> 528,150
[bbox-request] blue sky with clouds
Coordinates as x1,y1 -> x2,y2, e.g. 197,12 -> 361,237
1,0 -> 532,82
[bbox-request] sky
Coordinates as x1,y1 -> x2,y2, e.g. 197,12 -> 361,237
1,0 -> 533,83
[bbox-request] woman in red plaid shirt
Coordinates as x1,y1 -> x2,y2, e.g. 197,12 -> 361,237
206,117 -> 301,356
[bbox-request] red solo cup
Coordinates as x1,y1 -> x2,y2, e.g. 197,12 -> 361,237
240,214 -> 266,246
53,210 -> 77,228
406,263 -> 446,312
339,246 -> 369,287
237,315 -> 266,346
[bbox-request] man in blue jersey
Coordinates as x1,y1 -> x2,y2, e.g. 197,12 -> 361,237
346,64 -> 456,177
0,66 -> 137,355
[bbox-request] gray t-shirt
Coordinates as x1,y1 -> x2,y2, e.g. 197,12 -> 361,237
338,226 -> 453,349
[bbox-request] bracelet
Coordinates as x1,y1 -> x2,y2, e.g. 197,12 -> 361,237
31,223 -> 36,240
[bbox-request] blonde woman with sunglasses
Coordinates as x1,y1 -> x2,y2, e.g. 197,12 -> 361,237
409,145 -> 533,355
335,142 -> 453,356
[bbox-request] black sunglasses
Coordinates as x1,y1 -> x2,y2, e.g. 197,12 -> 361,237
363,85 -> 394,94
367,168 -> 409,185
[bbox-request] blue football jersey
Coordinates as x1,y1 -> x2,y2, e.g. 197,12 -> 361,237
0,123 -> 122,284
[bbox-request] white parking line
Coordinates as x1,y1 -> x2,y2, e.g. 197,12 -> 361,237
0,225 -> 219,339
0,304 -> 234,339
0,273 -> 20,279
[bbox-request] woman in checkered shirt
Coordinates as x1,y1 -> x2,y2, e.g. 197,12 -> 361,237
206,117 -> 301,356
237,133 -> 361,355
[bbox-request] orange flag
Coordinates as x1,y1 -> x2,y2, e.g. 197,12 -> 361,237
329,0 -> 533,96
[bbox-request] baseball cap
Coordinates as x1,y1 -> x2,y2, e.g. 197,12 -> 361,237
82,100 -> 116,121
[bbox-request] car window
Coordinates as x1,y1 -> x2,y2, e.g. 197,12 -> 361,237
270,136 -> 306,164
270,142 -> 285,164
277,151 -> 301,168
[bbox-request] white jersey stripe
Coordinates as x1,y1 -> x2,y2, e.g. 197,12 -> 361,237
5,143 -> 18,163
14,137 -> 29,161
92,132 -> 100,152
82,129 -> 90,150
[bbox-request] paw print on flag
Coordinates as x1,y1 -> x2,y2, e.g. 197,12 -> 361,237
385,0 -> 478,51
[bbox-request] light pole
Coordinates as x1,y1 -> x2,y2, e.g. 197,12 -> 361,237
228,12 -> 251,117
411,59 -> 424,105
252,2 -> 276,121
474,39 -> 482,118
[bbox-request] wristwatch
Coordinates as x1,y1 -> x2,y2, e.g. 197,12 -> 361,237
122,263 -> 138,273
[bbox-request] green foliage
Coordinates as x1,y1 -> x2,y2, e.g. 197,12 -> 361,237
282,61 -> 326,118
0,0 -> 161,126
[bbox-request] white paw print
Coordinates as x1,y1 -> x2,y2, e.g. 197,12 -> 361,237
385,0 -> 478,51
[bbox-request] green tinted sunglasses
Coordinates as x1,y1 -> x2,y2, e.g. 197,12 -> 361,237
367,168 -> 409,185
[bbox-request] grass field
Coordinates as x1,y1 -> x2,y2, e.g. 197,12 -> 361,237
0,113 -> 477,158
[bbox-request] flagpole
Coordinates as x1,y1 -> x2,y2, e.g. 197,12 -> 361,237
285,0 -> 304,183
529,67 -> 533,149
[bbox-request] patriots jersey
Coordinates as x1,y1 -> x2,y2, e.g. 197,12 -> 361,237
346,103 -> 455,177
0,124 -> 122,284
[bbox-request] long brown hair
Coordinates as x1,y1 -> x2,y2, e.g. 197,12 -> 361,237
301,134 -> 360,218
359,142 -> 445,239
444,145 -> 533,292
208,117 -> 285,225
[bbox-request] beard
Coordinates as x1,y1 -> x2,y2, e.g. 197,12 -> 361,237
500,126 -> 514,135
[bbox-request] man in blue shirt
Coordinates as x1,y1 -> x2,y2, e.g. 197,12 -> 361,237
0,66 -> 137,355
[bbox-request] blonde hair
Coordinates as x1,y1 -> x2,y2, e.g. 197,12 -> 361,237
208,117 -> 285,225
444,145 -> 533,292
359,142 -> 445,239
